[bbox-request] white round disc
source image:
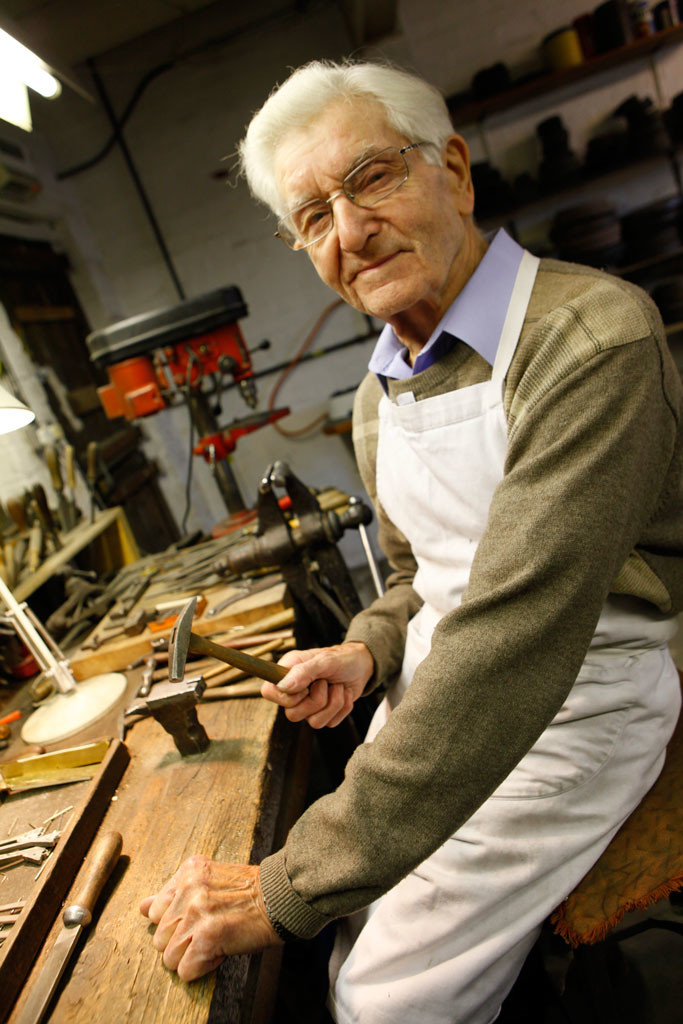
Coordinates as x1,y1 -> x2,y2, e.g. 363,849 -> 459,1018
21,672 -> 128,745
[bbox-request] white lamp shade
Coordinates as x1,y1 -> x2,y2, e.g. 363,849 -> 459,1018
0,381 -> 35,434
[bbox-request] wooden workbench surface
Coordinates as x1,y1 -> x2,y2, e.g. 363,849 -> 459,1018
7,684 -> 306,1024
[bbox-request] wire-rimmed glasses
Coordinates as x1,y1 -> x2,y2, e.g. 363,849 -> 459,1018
276,142 -> 430,250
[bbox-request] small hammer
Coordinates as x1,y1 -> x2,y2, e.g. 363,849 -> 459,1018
168,597 -> 288,686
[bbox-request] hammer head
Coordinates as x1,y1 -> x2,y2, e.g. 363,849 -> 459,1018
168,596 -> 197,682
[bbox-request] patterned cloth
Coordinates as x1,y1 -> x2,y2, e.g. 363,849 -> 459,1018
552,682 -> 683,946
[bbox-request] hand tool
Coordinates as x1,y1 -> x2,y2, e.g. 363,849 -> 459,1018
44,444 -> 71,534
6,496 -> 28,535
0,829 -> 60,855
27,515 -> 43,573
86,440 -> 98,523
108,568 -> 158,620
136,655 -> 157,697
3,540 -> 15,589
82,607 -> 151,649
31,486 -> 61,550
126,678 -> 210,755
64,444 -> 79,528
169,597 -> 288,686
13,831 -> 122,1024
205,574 -> 280,617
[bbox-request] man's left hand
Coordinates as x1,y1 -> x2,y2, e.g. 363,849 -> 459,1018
140,858 -> 282,981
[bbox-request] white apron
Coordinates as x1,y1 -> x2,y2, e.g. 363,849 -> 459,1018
329,251 -> 681,1024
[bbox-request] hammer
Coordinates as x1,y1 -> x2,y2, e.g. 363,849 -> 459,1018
168,597 -> 288,686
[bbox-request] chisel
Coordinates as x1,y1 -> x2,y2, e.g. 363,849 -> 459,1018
44,444 -> 71,534
13,831 -> 122,1024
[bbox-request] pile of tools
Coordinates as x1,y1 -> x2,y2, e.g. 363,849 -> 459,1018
0,442 -> 81,590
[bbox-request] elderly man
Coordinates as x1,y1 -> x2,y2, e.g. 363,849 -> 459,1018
141,61 -> 683,1023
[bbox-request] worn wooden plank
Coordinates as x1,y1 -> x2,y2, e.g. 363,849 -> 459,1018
8,694 -> 293,1024
1,740 -> 130,1023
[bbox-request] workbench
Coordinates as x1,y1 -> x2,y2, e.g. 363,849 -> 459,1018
2,560 -> 310,1024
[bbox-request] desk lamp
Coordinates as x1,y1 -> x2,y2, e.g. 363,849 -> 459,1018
0,382 -> 126,743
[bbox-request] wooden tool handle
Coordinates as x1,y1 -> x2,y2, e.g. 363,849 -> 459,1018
7,497 -> 27,533
68,831 -> 122,923
86,441 -> 98,485
202,680 -> 263,699
189,633 -> 287,684
64,445 -> 76,489
44,444 -> 63,490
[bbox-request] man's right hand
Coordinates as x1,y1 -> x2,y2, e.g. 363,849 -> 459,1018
261,642 -> 374,729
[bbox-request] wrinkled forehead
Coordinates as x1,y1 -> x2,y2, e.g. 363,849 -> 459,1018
273,96 -> 404,212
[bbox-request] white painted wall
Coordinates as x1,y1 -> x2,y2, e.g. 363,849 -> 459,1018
1,0 -> 682,565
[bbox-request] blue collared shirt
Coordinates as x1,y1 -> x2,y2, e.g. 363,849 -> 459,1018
368,228 -> 525,383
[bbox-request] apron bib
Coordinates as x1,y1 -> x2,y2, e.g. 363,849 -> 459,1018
329,251 -> 681,1024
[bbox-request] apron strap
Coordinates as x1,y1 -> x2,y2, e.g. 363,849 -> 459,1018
491,250 -> 540,383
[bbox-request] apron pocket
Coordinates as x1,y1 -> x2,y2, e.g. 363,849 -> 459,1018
491,659 -> 636,800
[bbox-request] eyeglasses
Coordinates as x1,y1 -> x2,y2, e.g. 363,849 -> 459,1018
276,143 -> 429,251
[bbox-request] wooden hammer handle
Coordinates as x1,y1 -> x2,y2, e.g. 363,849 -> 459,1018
189,632 -> 287,684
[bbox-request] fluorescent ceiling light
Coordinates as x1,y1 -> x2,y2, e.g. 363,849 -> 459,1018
0,74 -> 32,132
0,28 -> 61,99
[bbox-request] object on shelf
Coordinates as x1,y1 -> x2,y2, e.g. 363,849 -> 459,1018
593,0 -> 635,52
550,200 -> 624,267
652,0 -> 677,29
665,89 -> 683,141
651,278 -> 683,323
541,26 -> 584,70
627,0 -> 657,36
573,13 -> 598,58
584,114 -> 631,172
471,62 -> 511,100
613,94 -> 670,156
471,162 -> 515,218
536,115 -> 581,189
621,194 -> 683,261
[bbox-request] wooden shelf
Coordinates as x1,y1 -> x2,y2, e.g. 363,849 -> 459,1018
448,23 -> 683,126
479,151 -> 677,229
13,506 -> 140,602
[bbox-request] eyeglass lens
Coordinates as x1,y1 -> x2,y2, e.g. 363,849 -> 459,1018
280,147 -> 409,248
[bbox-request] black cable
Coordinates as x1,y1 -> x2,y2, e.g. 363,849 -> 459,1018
86,58 -> 186,301
55,2 -> 315,181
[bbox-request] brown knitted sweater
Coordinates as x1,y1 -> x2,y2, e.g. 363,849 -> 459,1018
259,258 -> 683,939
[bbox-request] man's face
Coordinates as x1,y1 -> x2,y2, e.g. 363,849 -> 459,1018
274,98 -> 476,335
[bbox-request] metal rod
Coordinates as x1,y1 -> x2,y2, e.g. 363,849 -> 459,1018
0,577 -> 76,694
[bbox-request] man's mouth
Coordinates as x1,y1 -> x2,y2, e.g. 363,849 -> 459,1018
351,252 -> 399,281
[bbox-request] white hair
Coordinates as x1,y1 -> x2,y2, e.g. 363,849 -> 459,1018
237,60 -> 454,217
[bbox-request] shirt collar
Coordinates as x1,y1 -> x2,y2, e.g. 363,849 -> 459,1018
368,228 -> 525,381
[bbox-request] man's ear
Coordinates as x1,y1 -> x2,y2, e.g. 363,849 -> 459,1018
444,134 -> 475,216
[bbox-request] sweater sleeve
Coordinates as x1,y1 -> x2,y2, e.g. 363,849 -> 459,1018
260,295 -> 682,938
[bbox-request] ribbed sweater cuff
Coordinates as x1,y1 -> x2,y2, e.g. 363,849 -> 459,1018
259,850 -> 332,940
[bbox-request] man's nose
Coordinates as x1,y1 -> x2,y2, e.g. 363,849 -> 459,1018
331,194 -> 378,251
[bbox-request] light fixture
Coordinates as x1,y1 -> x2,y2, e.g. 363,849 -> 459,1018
0,28 -> 61,99
0,16 -> 93,133
0,385 -> 125,743
0,380 -> 35,434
